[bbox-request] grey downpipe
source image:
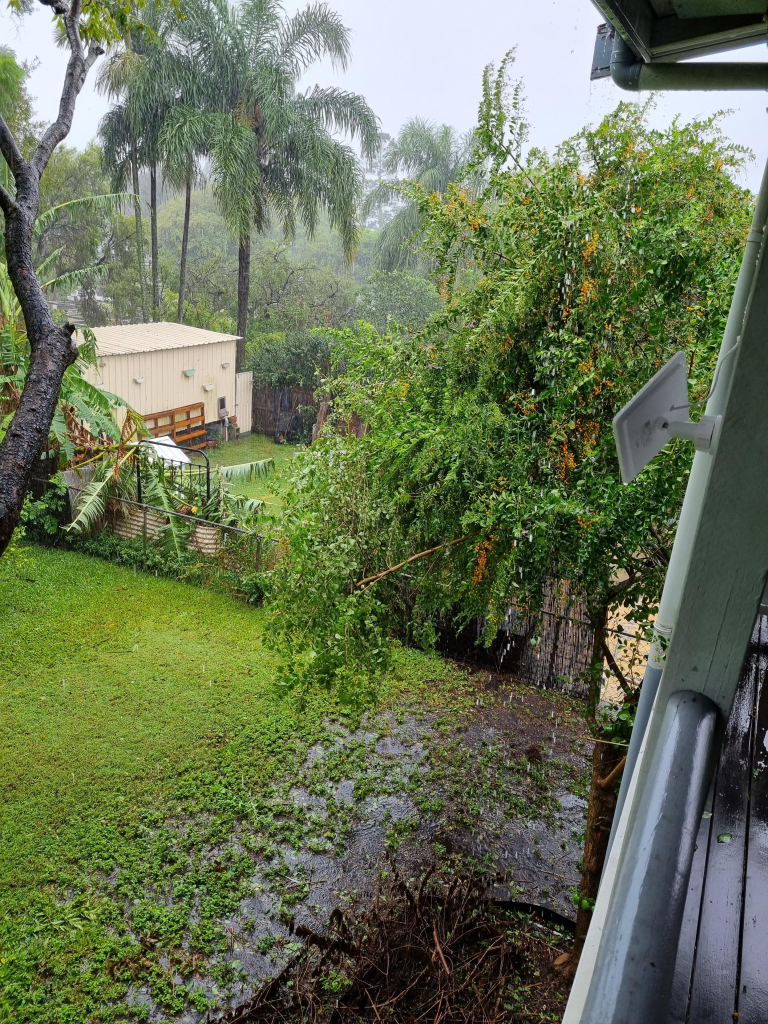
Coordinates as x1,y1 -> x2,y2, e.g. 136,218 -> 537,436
604,155 -> 768,865
582,691 -> 718,1024
610,32 -> 768,92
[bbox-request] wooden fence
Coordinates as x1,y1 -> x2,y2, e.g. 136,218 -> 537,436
252,385 -> 317,439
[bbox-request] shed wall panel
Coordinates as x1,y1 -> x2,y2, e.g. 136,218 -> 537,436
84,339 -> 236,422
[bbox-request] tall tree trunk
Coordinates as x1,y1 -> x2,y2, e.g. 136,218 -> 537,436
570,604 -> 624,973
177,174 -> 192,324
130,140 -> 147,322
150,161 -> 159,320
236,232 -> 250,372
0,181 -> 78,554
0,12 -> 102,555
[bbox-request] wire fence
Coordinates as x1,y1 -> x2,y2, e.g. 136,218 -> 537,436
29,473 -> 270,569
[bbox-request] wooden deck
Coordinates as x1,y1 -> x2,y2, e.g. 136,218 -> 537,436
670,615 -> 768,1022
143,402 -> 207,449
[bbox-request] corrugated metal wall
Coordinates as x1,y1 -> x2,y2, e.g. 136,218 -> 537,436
83,339 -> 237,423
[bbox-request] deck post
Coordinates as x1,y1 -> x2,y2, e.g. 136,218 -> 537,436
565,162 -> 768,1022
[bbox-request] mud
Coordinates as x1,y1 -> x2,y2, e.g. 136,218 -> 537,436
129,668 -> 591,1021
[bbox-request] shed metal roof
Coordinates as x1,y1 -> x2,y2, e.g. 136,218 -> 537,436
92,322 -> 240,357
592,0 -> 768,62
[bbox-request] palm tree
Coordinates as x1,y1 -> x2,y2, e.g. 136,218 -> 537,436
98,101 -> 149,320
97,10 -> 178,320
363,119 -> 478,272
162,0 -> 380,369
158,94 -> 205,323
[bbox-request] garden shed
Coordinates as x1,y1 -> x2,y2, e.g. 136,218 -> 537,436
83,322 -> 252,446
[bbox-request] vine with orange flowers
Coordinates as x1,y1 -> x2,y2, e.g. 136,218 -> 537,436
266,56 -> 752,956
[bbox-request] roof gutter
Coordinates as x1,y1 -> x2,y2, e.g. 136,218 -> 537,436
611,31 -> 768,91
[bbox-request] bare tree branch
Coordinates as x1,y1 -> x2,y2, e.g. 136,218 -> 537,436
0,182 -> 17,218
31,14 -> 104,179
600,637 -> 634,698
355,537 -> 467,590
0,112 -> 26,180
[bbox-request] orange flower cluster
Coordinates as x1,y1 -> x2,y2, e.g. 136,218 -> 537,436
576,418 -> 600,455
579,278 -> 596,304
582,233 -> 599,261
557,441 -> 576,480
472,537 -> 494,586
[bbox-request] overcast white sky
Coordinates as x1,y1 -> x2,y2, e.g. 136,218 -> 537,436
2,0 -> 768,189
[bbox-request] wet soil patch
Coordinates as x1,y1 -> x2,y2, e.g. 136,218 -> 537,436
125,667 -> 590,1021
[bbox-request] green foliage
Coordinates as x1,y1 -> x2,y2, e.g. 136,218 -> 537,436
357,270 -> 442,333
19,479 -> 69,538
34,147 -> 127,314
247,329 -> 331,389
0,46 -> 24,118
0,45 -> 41,164
265,435 -> 396,706
270,65 -> 752,708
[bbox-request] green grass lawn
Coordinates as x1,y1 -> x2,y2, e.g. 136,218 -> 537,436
208,433 -> 298,507
0,544 -> 469,1023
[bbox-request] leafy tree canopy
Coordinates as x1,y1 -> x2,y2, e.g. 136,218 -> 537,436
267,57 -> 752,709
357,270 -> 441,334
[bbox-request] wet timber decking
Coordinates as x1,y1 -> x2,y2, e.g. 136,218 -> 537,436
669,616 -> 768,1023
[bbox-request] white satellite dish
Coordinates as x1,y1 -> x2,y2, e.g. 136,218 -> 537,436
613,352 -> 721,485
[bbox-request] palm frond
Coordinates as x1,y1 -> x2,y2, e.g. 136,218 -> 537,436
34,193 -> 134,238
295,86 -> 379,160
275,2 -> 351,74
219,459 -> 275,483
140,464 -> 193,556
43,262 -> 109,298
66,457 -> 131,533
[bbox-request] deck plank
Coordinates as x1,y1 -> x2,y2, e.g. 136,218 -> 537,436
667,776 -> 715,1024
685,654 -> 756,1023
734,620 -> 768,1022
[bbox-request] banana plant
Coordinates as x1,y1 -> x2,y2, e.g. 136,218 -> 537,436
218,459 -> 274,485
0,241 -> 131,463
67,449 -> 273,546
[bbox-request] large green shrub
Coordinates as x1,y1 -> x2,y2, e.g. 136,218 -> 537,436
267,61 -> 752,707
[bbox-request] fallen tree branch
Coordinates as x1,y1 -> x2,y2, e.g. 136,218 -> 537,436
600,638 -> 635,698
433,924 -> 451,975
355,537 -> 467,589
598,755 -> 627,791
